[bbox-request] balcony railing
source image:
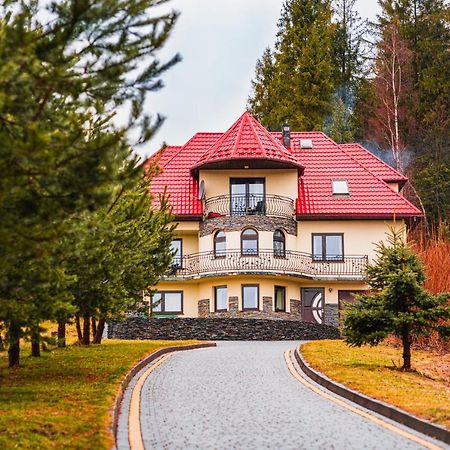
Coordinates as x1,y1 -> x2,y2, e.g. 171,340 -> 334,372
164,249 -> 368,281
203,194 -> 295,220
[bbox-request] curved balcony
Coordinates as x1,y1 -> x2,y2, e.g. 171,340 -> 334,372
203,194 -> 295,220
164,249 -> 368,281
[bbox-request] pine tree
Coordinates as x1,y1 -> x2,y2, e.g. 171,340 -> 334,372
0,0 -> 180,367
324,96 -> 355,143
344,228 -> 450,370
248,0 -> 336,131
247,48 -> 278,130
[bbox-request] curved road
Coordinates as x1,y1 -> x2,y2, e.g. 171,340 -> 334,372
123,341 -> 440,450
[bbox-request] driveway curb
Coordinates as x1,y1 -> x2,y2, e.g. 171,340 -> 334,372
294,347 -> 450,445
111,342 -> 216,447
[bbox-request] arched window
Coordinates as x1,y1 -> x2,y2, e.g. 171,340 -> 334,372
241,228 -> 258,256
214,230 -> 226,258
273,229 -> 286,257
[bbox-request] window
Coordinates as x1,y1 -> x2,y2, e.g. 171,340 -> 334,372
152,291 -> 183,314
230,178 -> 265,215
332,179 -> 349,195
214,286 -> 228,311
242,285 -> 259,310
312,234 -> 344,261
274,286 -> 286,312
214,230 -> 226,258
170,239 -> 182,268
241,228 -> 258,255
273,229 -> 286,257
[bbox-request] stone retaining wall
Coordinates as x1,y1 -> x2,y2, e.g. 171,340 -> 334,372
108,317 -> 341,341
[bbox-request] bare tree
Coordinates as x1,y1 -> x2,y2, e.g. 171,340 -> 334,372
369,22 -> 416,173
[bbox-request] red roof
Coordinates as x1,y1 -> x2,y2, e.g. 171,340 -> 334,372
146,113 -> 421,219
191,112 -> 303,174
341,143 -> 407,186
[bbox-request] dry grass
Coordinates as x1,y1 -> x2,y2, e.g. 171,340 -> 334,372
302,340 -> 450,428
0,335 -> 198,450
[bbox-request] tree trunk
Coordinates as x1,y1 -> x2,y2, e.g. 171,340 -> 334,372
401,329 -> 412,370
75,315 -> 83,342
57,320 -> 66,348
93,318 -> 105,344
91,317 -> 97,341
8,322 -> 20,368
82,315 -> 90,345
31,325 -> 40,357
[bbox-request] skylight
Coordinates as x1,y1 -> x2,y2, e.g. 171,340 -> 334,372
332,180 -> 349,195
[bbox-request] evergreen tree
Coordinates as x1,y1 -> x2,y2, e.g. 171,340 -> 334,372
344,228 -> 450,370
247,47 -> 278,130
324,96 -> 355,143
248,0 -> 336,131
65,181 -> 175,345
0,0 -> 180,367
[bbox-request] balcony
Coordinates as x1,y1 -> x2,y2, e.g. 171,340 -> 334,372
164,249 -> 368,281
203,194 -> 295,220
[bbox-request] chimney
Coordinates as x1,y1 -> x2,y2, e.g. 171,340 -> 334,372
282,124 -> 291,148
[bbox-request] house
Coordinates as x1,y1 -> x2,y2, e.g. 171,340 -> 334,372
144,112 -> 421,327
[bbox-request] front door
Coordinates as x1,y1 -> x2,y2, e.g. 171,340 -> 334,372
301,288 -> 324,324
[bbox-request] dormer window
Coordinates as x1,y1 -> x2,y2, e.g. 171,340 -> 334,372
332,180 -> 349,195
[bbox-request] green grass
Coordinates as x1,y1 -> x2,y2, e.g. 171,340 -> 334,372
301,340 -> 450,428
0,339 -> 198,449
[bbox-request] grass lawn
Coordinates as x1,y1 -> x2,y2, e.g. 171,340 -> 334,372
301,340 -> 450,428
0,337 -> 198,450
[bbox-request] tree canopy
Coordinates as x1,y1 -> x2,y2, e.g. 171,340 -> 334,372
0,0 -> 180,367
343,228 -> 450,369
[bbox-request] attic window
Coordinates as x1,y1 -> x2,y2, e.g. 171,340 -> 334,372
332,180 -> 349,195
300,139 -> 313,149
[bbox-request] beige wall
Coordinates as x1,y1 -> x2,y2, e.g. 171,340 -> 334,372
297,220 -> 405,261
155,276 -> 367,317
199,169 -> 298,200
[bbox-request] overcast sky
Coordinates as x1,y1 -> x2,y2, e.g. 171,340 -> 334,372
136,0 -> 380,159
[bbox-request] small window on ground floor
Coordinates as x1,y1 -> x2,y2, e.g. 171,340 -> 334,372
242,284 -> 259,310
214,286 -> 228,311
274,286 -> 286,312
152,291 -> 183,314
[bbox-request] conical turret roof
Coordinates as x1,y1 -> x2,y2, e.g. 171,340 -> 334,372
191,112 -> 303,175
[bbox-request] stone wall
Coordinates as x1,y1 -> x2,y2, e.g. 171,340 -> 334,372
324,304 -> 339,327
108,317 -> 341,341
196,297 -> 303,321
200,215 -> 297,237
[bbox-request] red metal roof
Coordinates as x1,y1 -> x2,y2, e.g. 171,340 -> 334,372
341,143 -> 407,186
145,113 -> 421,219
191,112 -> 302,174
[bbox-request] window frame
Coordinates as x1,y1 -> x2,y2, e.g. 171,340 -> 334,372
242,284 -> 259,311
151,291 -> 183,314
214,285 -> 228,312
274,285 -> 286,312
273,229 -> 286,258
312,233 -> 344,262
230,178 -> 266,216
170,238 -> 183,269
241,228 -> 259,256
331,179 -> 349,195
213,230 -> 226,258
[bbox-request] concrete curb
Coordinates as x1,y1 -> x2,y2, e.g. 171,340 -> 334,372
110,342 -> 217,448
294,347 -> 450,445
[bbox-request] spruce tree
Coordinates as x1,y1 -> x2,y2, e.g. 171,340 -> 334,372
344,228 -> 450,370
248,0 -> 336,131
0,0 -> 180,366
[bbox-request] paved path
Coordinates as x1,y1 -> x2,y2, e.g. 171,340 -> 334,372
124,341 -> 440,450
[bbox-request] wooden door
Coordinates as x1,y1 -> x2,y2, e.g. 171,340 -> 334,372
301,288 -> 324,324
